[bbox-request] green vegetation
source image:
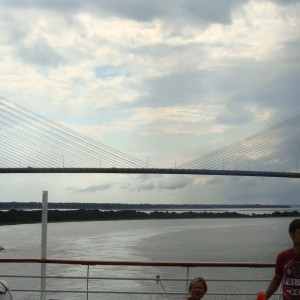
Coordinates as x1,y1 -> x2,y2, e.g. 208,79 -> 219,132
0,208 -> 300,226
0,201 -> 290,210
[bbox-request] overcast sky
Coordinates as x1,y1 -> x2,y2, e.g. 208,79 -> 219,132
1,0 -> 300,205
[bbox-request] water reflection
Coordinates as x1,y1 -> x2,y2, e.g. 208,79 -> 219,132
0,217 -> 293,300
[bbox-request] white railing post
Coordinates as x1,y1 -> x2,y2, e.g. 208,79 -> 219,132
86,265 -> 90,300
185,266 -> 190,297
40,191 -> 48,300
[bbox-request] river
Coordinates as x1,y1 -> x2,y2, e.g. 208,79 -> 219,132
0,217 -> 295,300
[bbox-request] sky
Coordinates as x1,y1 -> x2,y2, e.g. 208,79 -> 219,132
0,0 -> 300,205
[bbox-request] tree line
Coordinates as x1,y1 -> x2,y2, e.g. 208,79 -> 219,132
0,202 -> 290,210
0,209 -> 299,226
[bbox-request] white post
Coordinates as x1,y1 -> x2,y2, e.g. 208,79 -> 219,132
40,191 -> 48,300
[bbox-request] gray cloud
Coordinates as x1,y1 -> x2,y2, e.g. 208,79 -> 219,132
17,37 -> 64,67
222,65 -> 300,124
222,177 -> 300,204
177,0 -> 248,25
124,175 -> 191,191
138,71 -> 206,107
90,1 -> 166,22
271,0 -> 300,5
156,176 -> 190,190
1,0 -> 82,13
215,104 -> 255,126
2,0 -> 249,25
70,184 -> 112,193
134,69 -> 225,108
257,71 -> 300,119
91,0 -> 242,24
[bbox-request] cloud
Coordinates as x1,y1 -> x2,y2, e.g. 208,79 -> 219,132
220,177 -> 300,204
1,0 -> 82,13
215,109 -> 255,126
70,184 -> 112,193
271,0 -> 300,5
2,0 -> 249,25
136,70 -> 210,107
122,175 -> 191,192
94,65 -> 127,79
18,36 -> 64,67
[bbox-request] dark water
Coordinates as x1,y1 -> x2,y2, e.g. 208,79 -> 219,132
0,217 -> 294,299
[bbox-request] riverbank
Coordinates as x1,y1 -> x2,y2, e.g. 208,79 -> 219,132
0,208 -> 299,226
0,202 -> 291,210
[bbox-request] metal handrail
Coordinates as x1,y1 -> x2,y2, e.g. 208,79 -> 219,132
0,258 -> 275,266
0,258 -> 280,299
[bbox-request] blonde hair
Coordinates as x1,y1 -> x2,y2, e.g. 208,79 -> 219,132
188,277 -> 208,295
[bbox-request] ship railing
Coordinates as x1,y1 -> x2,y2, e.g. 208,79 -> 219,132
0,258 -> 281,299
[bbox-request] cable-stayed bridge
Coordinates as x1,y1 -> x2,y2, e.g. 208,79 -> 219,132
1,96 -> 300,178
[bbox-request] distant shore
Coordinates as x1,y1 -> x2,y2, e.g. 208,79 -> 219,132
0,201 -> 291,210
0,204 -> 299,226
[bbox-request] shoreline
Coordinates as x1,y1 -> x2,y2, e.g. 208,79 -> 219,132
1,208 -> 299,226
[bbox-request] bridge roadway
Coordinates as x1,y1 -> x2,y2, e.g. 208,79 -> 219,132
0,167 -> 300,178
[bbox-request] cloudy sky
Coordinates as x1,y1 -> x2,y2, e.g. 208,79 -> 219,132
1,0 -> 300,205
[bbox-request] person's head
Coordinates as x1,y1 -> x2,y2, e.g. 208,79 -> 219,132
289,219 -> 300,247
187,277 -> 207,299
289,219 -> 300,234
